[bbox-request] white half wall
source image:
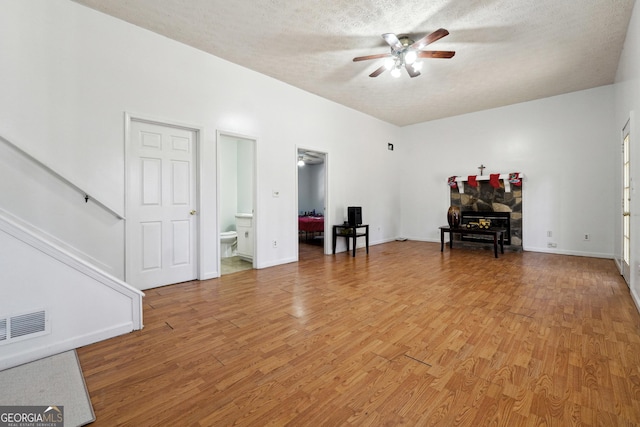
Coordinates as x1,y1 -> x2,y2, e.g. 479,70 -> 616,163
0,213 -> 143,371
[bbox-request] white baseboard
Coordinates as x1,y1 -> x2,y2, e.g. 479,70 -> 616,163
257,256 -> 297,269
201,271 -> 219,280
523,246 -> 614,259
631,288 -> 640,315
0,322 -> 134,371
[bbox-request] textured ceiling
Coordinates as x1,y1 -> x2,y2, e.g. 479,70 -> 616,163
71,0 -> 635,126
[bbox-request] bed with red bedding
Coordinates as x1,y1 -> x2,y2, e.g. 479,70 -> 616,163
298,216 -> 324,240
298,216 -> 324,232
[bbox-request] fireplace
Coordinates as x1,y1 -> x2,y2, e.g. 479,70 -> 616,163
449,174 -> 522,250
461,211 -> 511,245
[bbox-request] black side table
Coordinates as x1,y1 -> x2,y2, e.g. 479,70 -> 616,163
332,224 -> 369,257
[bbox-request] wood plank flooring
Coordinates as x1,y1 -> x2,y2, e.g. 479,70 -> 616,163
77,241 -> 640,426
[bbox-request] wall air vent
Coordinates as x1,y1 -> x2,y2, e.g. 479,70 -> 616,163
0,309 -> 49,345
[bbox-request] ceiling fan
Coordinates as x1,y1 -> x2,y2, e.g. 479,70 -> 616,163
353,28 -> 455,78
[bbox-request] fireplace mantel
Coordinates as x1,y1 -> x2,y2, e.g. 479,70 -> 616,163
448,173 -> 524,194
450,173 -> 524,184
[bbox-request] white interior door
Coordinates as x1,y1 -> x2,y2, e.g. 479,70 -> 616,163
127,119 -> 198,290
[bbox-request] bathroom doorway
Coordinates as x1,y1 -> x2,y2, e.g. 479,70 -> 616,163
296,147 -> 329,258
218,131 -> 256,275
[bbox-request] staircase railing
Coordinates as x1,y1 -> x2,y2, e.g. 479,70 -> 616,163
0,134 -> 125,220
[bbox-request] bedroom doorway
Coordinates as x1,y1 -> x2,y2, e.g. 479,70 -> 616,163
296,148 -> 328,258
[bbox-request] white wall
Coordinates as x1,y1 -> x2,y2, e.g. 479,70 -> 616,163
219,137 -> 239,233
237,139 -> 254,215
0,0 -> 401,282
298,163 -> 325,215
0,139 -> 122,275
399,85 -> 617,258
615,0 -> 640,307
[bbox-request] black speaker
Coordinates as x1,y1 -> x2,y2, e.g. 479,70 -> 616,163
348,206 -> 362,226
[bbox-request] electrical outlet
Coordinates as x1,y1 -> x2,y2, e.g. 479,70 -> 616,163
584,234 -> 590,241
272,239 -> 277,248
547,242 -> 557,248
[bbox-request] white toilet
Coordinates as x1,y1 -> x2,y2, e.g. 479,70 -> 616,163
220,231 -> 238,258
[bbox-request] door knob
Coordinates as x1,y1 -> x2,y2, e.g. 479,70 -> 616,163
190,210 -> 197,215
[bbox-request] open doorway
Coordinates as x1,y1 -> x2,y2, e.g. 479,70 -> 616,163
217,131 -> 256,275
296,148 -> 328,258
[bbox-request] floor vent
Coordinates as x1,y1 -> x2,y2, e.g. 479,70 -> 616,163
0,310 -> 48,345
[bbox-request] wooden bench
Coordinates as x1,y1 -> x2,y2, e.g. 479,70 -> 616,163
439,226 -> 506,258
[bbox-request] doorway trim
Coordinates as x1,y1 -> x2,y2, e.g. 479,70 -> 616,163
295,146 -> 330,256
216,130 -> 258,276
622,117 -> 631,286
124,112 -> 204,287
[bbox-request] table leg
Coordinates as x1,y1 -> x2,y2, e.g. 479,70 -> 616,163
449,231 -> 454,248
500,231 -> 504,254
365,225 -> 369,254
440,229 -> 444,251
352,235 -> 356,257
493,233 -> 498,258
332,229 -> 337,254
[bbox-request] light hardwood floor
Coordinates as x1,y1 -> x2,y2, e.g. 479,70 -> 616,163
77,241 -> 640,426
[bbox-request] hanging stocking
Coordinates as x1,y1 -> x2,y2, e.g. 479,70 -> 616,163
467,175 -> 478,187
509,173 -> 522,186
447,176 -> 457,189
489,173 -> 501,188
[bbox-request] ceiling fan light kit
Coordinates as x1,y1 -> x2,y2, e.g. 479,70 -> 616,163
353,28 -> 455,79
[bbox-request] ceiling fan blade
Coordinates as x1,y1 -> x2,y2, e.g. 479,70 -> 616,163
369,65 -> 387,77
353,52 -> 392,62
382,33 -> 403,51
405,63 -> 421,78
416,50 -> 456,59
410,28 -> 449,50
